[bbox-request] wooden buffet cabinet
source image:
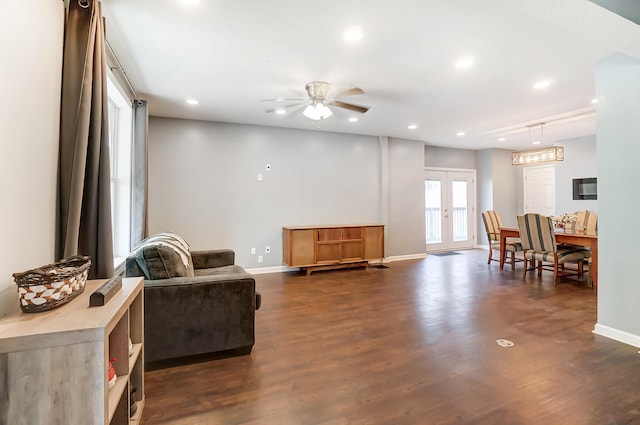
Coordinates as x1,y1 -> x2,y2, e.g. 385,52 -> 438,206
283,224 -> 384,274
0,277 -> 144,425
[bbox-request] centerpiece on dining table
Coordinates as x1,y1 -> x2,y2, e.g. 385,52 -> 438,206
550,213 -> 578,229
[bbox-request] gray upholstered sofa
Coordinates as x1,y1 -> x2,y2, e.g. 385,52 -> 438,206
124,232 -> 260,364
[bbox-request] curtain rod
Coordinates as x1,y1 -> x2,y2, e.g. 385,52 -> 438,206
105,38 -> 140,101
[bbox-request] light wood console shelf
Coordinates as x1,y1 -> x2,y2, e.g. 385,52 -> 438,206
0,277 -> 144,425
283,224 -> 384,275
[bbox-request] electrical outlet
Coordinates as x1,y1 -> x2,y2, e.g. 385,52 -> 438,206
265,245 -> 271,254
251,247 -> 256,255
257,255 -> 263,263
266,163 -> 272,171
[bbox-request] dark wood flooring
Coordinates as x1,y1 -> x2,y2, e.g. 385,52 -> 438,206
140,249 -> 640,425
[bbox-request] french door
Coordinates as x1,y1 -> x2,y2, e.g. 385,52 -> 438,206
425,169 -> 476,252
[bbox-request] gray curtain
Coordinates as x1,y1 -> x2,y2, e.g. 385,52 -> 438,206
57,0 -> 114,279
130,100 -> 149,249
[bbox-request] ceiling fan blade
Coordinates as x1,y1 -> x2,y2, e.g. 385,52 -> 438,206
264,102 -> 305,113
288,104 -> 308,117
332,100 -> 369,113
266,102 -> 309,115
335,86 -> 364,97
261,97 -> 306,103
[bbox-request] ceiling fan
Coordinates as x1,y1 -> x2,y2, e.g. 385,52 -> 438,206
264,81 -> 369,120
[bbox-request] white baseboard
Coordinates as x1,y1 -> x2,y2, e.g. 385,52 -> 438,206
245,265 -> 295,274
384,253 -> 427,262
593,323 -> 640,348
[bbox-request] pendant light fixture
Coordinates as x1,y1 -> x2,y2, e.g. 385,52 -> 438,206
512,122 -> 564,165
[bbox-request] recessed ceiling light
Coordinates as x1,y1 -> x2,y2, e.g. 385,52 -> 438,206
533,80 -> 552,90
532,140 -> 541,145
186,99 -> 199,105
343,28 -> 362,42
275,109 -> 286,115
455,56 -> 474,69
498,137 -> 506,142
591,98 -> 598,104
456,132 -> 465,137
408,124 -> 418,130
349,117 -> 358,122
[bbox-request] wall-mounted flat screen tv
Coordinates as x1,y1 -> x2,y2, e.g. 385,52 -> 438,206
573,177 -> 597,200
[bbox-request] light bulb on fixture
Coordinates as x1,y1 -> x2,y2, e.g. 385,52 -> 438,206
303,103 -> 333,120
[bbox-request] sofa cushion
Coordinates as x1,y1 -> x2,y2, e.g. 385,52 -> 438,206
132,232 -> 195,279
194,264 -> 247,277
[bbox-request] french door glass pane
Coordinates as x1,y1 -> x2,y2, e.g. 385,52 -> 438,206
452,181 -> 468,241
425,180 -> 442,244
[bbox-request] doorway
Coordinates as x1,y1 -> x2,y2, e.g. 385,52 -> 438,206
523,165 -> 556,215
425,169 -> 476,252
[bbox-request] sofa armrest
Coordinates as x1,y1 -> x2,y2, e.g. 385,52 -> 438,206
190,249 -> 235,269
143,273 -> 256,363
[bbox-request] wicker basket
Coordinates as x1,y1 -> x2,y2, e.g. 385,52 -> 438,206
13,255 -> 92,313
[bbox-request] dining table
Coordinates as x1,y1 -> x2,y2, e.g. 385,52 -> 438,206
499,227 -> 598,287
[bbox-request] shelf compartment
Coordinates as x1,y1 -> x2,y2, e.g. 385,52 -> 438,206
128,343 -> 143,371
318,228 -> 342,242
342,227 -> 362,240
129,399 -> 145,425
108,375 -> 128,422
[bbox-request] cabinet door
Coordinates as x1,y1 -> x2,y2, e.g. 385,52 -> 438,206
339,227 -> 362,260
363,226 -> 384,259
286,229 -> 316,266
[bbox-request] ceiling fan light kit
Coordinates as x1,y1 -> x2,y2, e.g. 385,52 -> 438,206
303,103 -> 333,120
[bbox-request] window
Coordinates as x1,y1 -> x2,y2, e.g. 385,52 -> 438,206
106,75 -> 132,267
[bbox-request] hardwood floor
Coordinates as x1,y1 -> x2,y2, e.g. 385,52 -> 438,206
140,249 -> 640,425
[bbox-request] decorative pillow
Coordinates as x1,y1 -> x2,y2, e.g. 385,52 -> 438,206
132,232 -> 195,280
141,232 -> 193,269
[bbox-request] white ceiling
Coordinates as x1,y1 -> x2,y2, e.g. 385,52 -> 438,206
101,0 -> 640,150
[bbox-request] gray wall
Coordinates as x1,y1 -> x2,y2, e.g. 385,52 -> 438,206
477,149 -> 493,245
388,138 -> 427,256
0,1 -> 63,317
491,149 -> 520,227
554,135 -> 598,214
425,145 -> 478,169
148,118 -> 427,268
476,148 -> 519,245
594,53 -> 640,342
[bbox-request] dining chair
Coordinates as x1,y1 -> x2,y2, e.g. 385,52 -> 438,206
517,213 -> 588,284
482,210 -> 523,270
565,210 -> 598,233
563,210 -> 598,284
